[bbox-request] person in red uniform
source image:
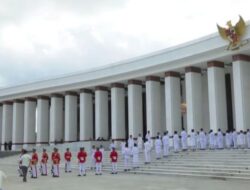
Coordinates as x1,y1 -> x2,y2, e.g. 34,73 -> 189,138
64,148 -> 72,173
110,147 -> 118,174
77,147 -> 87,176
51,148 -> 60,177
40,149 -> 48,176
94,147 -> 103,175
31,148 -> 38,178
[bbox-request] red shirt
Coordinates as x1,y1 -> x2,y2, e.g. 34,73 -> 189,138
94,150 -> 102,163
31,153 -> 38,165
110,151 -> 118,162
52,152 -> 61,164
41,152 -> 48,163
64,151 -> 72,161
77,151 -> 87,163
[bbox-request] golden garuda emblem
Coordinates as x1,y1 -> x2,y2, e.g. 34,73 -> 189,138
217,15 -> 247,50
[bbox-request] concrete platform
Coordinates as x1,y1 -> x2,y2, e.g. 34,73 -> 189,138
1,163 -> 250,190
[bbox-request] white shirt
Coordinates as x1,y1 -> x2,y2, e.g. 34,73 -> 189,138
162,135 -> 169,145
0,171 -> 7,188
20,154 -> 31,167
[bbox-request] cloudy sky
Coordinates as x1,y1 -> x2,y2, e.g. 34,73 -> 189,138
0,0 -> 249,88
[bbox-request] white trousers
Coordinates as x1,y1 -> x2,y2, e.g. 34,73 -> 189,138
155,147 -> 162,158
31,165 -> 38,178
111,162 -> 117,173
233,138 -> 237,148
144,151 -> 151,163
163,144 -> 169,156
78,163 -> 86,175
65,161 -> 71,172
95,163 -> 102,174
41,163 -> 47,175
52,164 -> 59,176
133,155 -> 139,167
124,156 -> 130,170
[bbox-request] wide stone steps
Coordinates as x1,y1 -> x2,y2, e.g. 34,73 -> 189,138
2,148 -> 250,180
101,149 -> 250,180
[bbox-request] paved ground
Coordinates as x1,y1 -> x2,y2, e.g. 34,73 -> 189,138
1,162 -> 250,190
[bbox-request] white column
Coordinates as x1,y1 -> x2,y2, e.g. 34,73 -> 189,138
64,92 -> 78,142
128,80 -> 143,137
165,72 -> 182,135
12,100 -> 24,150
232,55 -> 250,131
50,94 -> 64,143
36,96 -> 49,145
80,89 -> 93,141
1,102 -> 13,150
95,86 -> 109,140
111,83 -> 125,140
146,76 -> 162,137
185,67 -> 203,133
207,61 -> 228,132
23,98 -> 37,148
0,104 -> 2,149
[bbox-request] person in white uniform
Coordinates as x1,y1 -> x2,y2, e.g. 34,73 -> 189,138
145,131 -> 152,147
123,143 -> 131,171
209,130 -> 215,150
217,129 -> 224,149
162,131 -> 169,157
90,145 -> 96,170
144,139 -> 152,164
190,129 -> 196,151
225,130 -> 231,149
155,136 -> 162,159
109,140 -> 116,151
128,135 -> 134,152
237,131 -> 245,149
173,131 -> 180,153
181,128 -> 188,151
137,134 -> 143,152
132,143 -> 139,168
232,129 -> 238,149
196,131 -> 200,149
199,129 -> 206,150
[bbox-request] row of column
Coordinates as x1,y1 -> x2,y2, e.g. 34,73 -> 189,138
0,54 -> 250,150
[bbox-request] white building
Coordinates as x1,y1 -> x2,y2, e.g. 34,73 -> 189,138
1,23 -> 250,150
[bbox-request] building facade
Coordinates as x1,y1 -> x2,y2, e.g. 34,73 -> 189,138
1,24 -> 250,150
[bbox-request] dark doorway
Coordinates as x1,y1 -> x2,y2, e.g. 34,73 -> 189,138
225,73 -> 234,131
125,94 -> 129,139
108,94 -> 111,140
142,90 -> 147,138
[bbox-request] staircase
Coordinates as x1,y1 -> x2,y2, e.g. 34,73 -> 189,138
1,148 -> 250,180
101,149 -> 250,180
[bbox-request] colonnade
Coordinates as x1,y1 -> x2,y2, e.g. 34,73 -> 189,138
0,55 -> 250,150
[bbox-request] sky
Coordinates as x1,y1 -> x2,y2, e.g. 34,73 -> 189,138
0,0 -> 250,88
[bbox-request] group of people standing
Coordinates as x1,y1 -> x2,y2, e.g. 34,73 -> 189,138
119,128 -> 250,170
18,146 -> 120,182
17,128 -> 250,182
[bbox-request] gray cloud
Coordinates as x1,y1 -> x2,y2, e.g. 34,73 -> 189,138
0,0 -> 250,88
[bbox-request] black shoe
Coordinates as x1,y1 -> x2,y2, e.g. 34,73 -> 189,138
78,174 -> 81,177
83,174 -> 86,176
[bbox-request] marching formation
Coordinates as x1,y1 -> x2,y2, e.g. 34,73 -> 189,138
17,128 -> 250,182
